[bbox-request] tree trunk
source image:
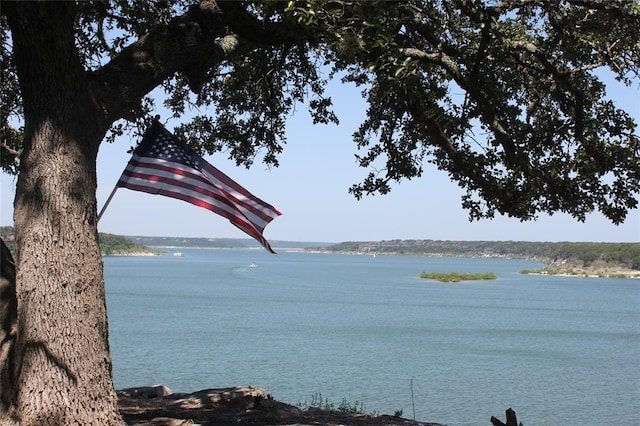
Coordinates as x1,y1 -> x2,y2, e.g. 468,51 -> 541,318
6,3 -> 123,424
12,125 -> 122,425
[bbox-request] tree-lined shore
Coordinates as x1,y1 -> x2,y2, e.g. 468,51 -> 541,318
311,240 -> 640,278
3,227 -> 637,278
0,227 -> 160,257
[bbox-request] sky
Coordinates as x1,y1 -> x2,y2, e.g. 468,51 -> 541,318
1,75 -> 639,244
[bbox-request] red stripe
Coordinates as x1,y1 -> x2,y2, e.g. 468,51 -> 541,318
119,180 -> 273,252
121,157 -> 280,225
198,163 -> 282,222
201,160 -> 282,213
118,169 -> 258,227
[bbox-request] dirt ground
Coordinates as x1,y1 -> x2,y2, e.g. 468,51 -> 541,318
117,386 -> 445,426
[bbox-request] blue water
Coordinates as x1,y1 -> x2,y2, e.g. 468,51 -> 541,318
104,249 -> 640,426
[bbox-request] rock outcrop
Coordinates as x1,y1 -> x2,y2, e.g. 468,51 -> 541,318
117,385 -> 442,426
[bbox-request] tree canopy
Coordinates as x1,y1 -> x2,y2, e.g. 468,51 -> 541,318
3,0 -> 639,223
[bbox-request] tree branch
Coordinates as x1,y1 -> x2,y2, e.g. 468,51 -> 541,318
92,0 -> 314,124
216,1 -> 312,45
0,143 -> 20,157
400,47 -> 516,156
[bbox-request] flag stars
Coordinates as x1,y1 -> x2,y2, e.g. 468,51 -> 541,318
147,137 -> 198,169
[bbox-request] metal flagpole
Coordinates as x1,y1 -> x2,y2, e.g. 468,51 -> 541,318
97,185 -> 119,223
97,148 -> 138,223
97,115 -> 160,223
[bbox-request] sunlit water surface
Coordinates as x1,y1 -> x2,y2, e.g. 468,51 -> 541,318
104,249 -> 640,426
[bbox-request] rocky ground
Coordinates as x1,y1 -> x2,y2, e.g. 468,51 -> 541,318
117,386 -> 445,426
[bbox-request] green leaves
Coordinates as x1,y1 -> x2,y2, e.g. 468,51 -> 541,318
3,0 -> 638,223
329,1 -> 639,223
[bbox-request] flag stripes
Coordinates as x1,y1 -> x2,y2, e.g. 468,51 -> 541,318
115,122 -> 281,253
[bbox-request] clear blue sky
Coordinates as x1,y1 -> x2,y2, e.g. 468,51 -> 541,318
2,75 -> 639,243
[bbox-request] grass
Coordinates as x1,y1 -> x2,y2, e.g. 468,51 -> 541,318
419,271 -> 497,283
297,393 -> 378,416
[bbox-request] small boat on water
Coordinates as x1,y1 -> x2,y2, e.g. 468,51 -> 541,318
249,262 -> 257,268
173,252 -> 184,257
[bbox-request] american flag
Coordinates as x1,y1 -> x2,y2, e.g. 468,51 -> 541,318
117,122 -> 282,253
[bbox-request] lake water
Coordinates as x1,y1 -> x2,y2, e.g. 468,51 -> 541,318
104,249 -> 640,426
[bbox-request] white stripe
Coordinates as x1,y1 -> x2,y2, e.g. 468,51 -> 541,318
120,171 -> 271,231
126,156 -> 278,225
200,167 -> 280,219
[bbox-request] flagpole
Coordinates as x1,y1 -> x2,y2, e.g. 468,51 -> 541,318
97,116 -> 161,224
97,185 -> 119,223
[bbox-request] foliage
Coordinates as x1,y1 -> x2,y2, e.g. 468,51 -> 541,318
0,24 -> 21,174
298,393 -> 374,416
420,271 -> 497,282
550,242 -> 640,270
0,226 -> 16,253
1,226 -> 155,257
2,1 -> 639,223
287,0 -> 640,223
97,233 -> 158,256
337,398 -> 369,416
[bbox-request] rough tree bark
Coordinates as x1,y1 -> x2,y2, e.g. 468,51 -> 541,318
5,3 -> 122,424
11,122 -> 121,425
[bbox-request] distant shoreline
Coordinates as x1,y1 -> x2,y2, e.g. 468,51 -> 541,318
520,267 -> 640,280
309,240 -> 640,280
105,247 -> 640,280
103,251 -> 161,257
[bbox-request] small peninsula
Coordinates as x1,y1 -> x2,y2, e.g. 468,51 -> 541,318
98,233 -> 161,256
